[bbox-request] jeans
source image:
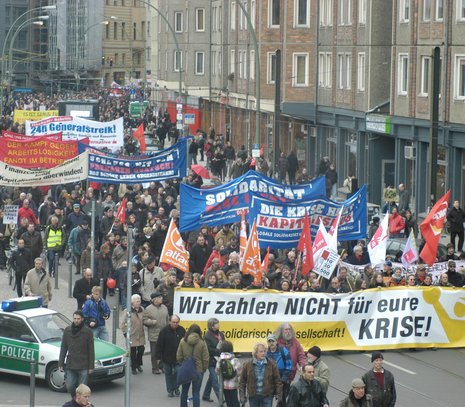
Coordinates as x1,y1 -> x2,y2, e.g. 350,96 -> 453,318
163,362 -> 178,394
92,325 -> 109,341
202,366 -> 220,400
65,368 -> 88,397
249,395 -> 274,407
181,371 -> 203,407
224,389 -> 240,407
47,250 -> 59,276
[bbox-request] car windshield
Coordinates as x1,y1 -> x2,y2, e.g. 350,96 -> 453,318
27,313 -> 71,343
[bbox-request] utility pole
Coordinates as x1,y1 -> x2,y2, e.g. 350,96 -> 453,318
274,49 -> 282,174
428,46 -> 440,205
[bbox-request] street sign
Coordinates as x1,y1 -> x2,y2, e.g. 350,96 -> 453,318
176,103 -> 183,111
129,101 -> 149,118
184,113 -> 195,124
177,113 -> 183,121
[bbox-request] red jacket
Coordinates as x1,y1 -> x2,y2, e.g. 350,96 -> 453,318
18,207 -> 39,225
389,213 -> 405,235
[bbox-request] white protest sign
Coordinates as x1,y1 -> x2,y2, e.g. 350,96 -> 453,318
3,205 -> 19,224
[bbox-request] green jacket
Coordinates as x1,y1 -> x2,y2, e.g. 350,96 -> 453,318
176,333 -> 209,373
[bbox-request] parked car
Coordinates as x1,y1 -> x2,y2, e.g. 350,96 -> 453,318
0,296 -> 126,392
385,238 -> 447,260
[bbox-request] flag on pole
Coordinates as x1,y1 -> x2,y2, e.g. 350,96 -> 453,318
420,190 -> 451,266
115,197 -> 127,224
401,229 -> 419,267
261,246 -> 271,274
297,213 -> 314,276
159,218 -> 190,272
133,123 -> 146,152
240,220 -> 262,281
313,219 -> 330,258
367,214 -> 389,266
239,212 -> 248,261
328,206 -> 343,252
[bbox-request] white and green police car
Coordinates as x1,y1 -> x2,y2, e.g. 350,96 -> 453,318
0,297 -> 126,392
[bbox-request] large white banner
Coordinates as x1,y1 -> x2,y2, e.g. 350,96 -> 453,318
0,152 -> 88,187
174,287 -> 465,352
25,116 -> 124,149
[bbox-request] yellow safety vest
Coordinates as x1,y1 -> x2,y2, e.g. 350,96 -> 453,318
47,227 -> 63,249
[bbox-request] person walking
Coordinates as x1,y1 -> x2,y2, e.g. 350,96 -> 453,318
21,223 -> 43,263
73,268 -> 100,310
239,342 -> 283,407
59,310 -> 95,398
9,238 -> 32,297
44,215 -> 66,278
266,334 -> 292,407
287,363 -> 329,407
447,200 -> 465,253
176,323 -> 210,407
306,346 -> 330,394
287,151 -> 299,185
120,294 -> 146,375
143,291 -> 169,374
156,314 -> 186,397
23,257 -> 52,307
216,340 -> 241,407
362,352 -> 396,407
82,286 -> 111,341
275,323 -> 307,385
339,378 -> 373,407
202,317 -> 225,403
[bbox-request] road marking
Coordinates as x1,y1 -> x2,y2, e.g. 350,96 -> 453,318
363,353 -> 416,375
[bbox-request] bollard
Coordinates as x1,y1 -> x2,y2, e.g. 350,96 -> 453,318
68,260 -> 73,298
112,305 -> 117,344
30,360 -> 36,407
54,252 -> 59,289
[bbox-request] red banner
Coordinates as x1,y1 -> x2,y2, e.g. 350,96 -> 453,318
1,130 -> 62,141
0,136 -> 87,168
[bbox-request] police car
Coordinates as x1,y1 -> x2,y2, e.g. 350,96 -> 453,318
0,297 -> 126,392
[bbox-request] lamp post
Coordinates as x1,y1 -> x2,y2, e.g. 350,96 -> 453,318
8,17 -> 49,89
0,5 -> 56,113
84,21 -> 109,67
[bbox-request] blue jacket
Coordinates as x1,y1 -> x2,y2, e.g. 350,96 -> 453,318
267,345 -> 293,383
82,298 -> 111,327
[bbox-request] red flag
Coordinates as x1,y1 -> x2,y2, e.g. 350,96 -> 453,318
239,212 -> 248,261
420,190 -> 451,265
133,123 -> 146,152
297,213 -> 314,276
116,197 -> 127,224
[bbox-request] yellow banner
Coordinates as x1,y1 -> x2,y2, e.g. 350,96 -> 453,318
174,287 -> 465,352
13,110 -> 58,124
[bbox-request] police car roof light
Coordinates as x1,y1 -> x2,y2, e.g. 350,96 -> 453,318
1,297 -> 43,312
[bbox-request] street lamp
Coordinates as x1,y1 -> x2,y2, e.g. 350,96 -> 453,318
84,20 -> 108,68
0,5 -> 56,113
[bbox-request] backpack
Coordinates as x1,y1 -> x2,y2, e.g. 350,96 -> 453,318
219,358 -> 236,380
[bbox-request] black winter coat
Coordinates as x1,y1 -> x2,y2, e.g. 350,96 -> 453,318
362,369 -> 396,407
155,324 -> 186,364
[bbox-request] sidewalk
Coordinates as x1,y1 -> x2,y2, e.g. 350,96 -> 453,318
0,261 -> 126,350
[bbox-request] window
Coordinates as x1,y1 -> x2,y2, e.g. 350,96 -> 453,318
212,51 -> 217,75
113,22 -> 117,40
239,50 -> 247,78
337,53 -> 351,89
212,7 -> 217,31
251,1 -> 256,29
105,23 -> 109,39
319,52 -> 332,87
121,22 -> 126,39
268,52 -> 277,83
339,0 -> 352,25
357,52 -> 365,91
358,0 -> 366,24
269,0 -> 280,26
398,53 -> 409,95
240,2 -> 248,30
295,0 -> 309,26
196,8 -> 205,31
459,0 -> 465,20
0,315 -> 35,341
423,0 -> 431,21
455,55 -> 465,99
419,56 -> 430,96
133,23 -> 137,40
231,2 -> 236,31
195,52 -> 205,75
230,50 -> 236,75
435,0 -> 443,20
400,0 -> 410,22
141,21 -> 146,39
175,12 -> 183,33
293,53 -> 309,86
219,5 -> 223,30
174,50 -> 182,72
320,0 -> 333,26
250,50 -> 255,79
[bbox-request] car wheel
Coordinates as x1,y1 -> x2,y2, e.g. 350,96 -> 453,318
46,363 -> 66,392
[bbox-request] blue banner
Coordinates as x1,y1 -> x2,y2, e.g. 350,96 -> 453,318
87,139 -> 187,183
248,186 -> 367,249
179,171 -> 326,232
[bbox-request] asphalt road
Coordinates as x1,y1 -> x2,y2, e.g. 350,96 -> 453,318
1,264 -> 465,406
